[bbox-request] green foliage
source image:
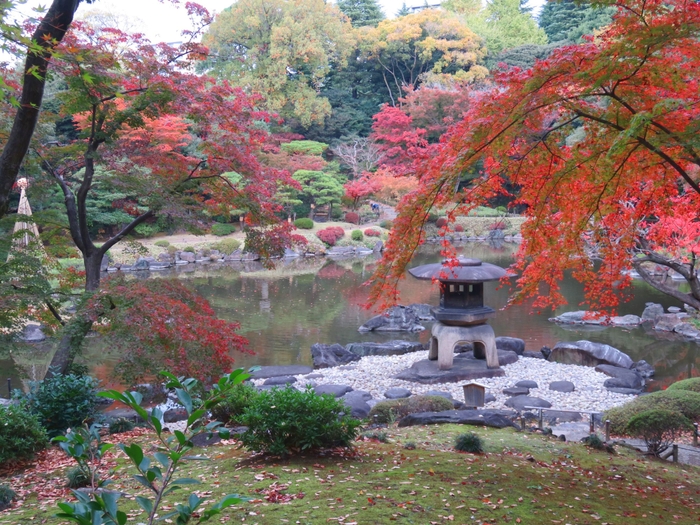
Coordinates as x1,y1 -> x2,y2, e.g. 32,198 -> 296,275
666,378 -> 700,393
0,484 -> 15,511
154,240 -> 170,248
626,409 -> 692,456
18,373 -> 100,437
240,387 -> 361,456
55,370 -> 250,525
605,390 -> 700,435
361,430 -> 388,442
54,424 -> 113,491
368,396 -> 455,424
212,238 -> 241,255
379,219 -> 393,229
538,0 -> 615,44
293,170 -> 346,209
133,223 -> 161,238
167,245 -> 178,256
351,229 -> 363,241
403,441 -> 417,450
455,432 -> 484,453
294,218 -> 314,229
581,434 -> 615,453
183,246 -> 195,253
108,418 -> 136,435
209,382 -> 260,426
66,466 -> 93,489
211,223 -> 237,237
281,140 -> 329,156
487,42 -> 559,71
0,404 -> 48,467
337,0 -> 385,27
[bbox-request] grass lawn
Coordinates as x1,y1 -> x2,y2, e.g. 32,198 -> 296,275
2,424 -> 699,524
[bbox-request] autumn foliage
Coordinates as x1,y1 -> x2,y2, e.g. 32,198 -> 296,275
316,226 -> 345,246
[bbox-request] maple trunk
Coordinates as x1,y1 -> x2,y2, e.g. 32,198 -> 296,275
45,312 -> 94,378
84,253 -> 103,292
0,0 -> 82,219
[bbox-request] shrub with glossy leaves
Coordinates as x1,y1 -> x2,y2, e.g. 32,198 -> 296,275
240,387 -> 361,456
210,382 -> 260,426
0,404 -> 48,466
626,409 -> 692,456
351,229 -> 363,241
455,432 -> 483,453
316,226 -> 345,246
294,218 -> 314,229
19,372 -> 100,437
369,396 -> 454,424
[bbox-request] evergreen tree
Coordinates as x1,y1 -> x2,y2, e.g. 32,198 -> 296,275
337,0 -> 385,27
538,0 -> 615,44
396,3 -> 411,16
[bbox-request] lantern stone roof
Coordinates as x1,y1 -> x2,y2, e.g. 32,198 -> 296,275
408,258 -> 506,283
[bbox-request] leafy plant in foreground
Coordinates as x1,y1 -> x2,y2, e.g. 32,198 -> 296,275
55,370 -> 250,525
54,424 -> 111,491
0,404 -> 48,467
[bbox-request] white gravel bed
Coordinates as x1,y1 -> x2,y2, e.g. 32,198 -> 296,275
252,351 -> 637,413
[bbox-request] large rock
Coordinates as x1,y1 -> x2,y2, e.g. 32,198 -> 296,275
503,387 -> 530,397
311,343 -> 362,368
516,380 -> 539,389
132,257 -> 150,270
654,314 -> 685,332
549,340 -> 634,369
179,252 -> 196,263
641,303 -> 664,323
496,337 -> 525,355
595,364 -> 644,390
395,357 -> 504,385
504,396 -> 552,411
631,360 -> 655,379
610,315 -> 641,327
250,365 -> 313,379
550,311 -> 608,325
675,323 -> 700,339
344,340 -> 424,357
340,391 -> 372,419
548,381 -> 575,393
408,303 -> 435,321
164,408 -> 188,423
398,409 -> 517,429
20,322 -> 46,342
358,305 -> 425,333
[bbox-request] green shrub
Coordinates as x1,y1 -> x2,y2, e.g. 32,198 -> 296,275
108,417 -> 135,434
66,465 -> 92,489
403,441 -> 417,450
362,430 -> 388,442
455,432 -> 483,453
184,246 -> 196,253
667,378 -> 700,393
154,240 -> 170,248
0,484 -> 15,511
133,223 -> 161,237
209,382 -> 260,426
351,229 -> 363,241
211,223 -> 236,236
369,396 -> 455,424
0,404 -> 48,467
605,389 -> 700,434
294,218 -> 314,229
240,387 -> 361,456
280,140 -> 328,156
19,373 -> 100,437
581,434 -> 614,453
626,409 -> 692,456
379,220 -> 393,230
212,238 -> 241,255
167,245 -> 178,256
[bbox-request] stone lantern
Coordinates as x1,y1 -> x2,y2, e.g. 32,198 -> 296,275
409,258 -> 506,371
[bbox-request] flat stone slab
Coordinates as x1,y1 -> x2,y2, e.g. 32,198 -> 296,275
515,380 -> 538,389
263,376 -> 298,386
398,409 -> 517,429
385,387 -> 412,399
345,340 -> 425,357
395,358 -> 504,384
503,386 -> 530,396
250,365 -> 313,379
314,384 -> 353,397
549,381 -> 575,393
549,340 -> 634,369
504,396 -> 552,410
523,351 -> 545,359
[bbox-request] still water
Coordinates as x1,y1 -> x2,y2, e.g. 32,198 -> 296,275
2,242 -> 698,394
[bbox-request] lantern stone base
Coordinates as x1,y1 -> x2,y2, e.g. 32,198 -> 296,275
429,322 -> 499,370
394,357 -> 505,385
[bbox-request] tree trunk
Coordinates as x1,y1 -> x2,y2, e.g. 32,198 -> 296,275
84,253 -> 103,292
45,310 -> 94,378
0,0 -> 83,219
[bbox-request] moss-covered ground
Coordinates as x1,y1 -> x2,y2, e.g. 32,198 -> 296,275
2,424 -> 699,524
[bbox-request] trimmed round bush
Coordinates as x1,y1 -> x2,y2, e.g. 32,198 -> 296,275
436,217 -> 448,228
379,220 -> 393,230
212,238 -> 241,255
351,229 -> 363,241
626,409 -> 692,456
369,396 -> 455,424
667,378 -> 700,393
210,382 -> 260,426
183,246 -> 195,253
364,228 -> 381,237
0,484 -> 16,511
345,211 -> 360,224
0,404 -> 48,467
19,373 -> 100,437
167,245 -> 178,256
605,389 -> 700,435
154,240 -> 170,248
294,218 -> 314,229
316,226 -> 345,246
454,224 -> 464,232
240,387 -> 360,456
455,432 -> 483,454
211,223 -> 236,236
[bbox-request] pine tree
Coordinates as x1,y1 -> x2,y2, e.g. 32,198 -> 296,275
538,0 -> 614,44
337,0 -> 385,27
396,3 -> 411,16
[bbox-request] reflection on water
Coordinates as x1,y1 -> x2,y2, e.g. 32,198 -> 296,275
2,242 -> 698,395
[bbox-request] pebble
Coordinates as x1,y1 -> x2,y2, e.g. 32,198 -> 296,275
251,351 -> 637,413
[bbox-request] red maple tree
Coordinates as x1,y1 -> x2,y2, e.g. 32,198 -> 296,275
370,0 -> 700,312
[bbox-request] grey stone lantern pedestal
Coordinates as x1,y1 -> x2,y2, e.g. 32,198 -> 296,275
409,258 -> 506,372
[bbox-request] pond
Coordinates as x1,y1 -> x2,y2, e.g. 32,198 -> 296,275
2,242 -> 698,395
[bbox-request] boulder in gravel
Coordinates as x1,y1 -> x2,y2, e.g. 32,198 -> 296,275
641,303 -> 664,323
484,393 -> 496,403
340,391 -> 371,419
345,340 -> 424,357
385,388 -> 412,399
595,364 -> 643,390
504,396 -> 552,410
549,340 -> 634,368
549,381 -> 575,393
496,337 -> 525,355
515,380 -> 538,389
311,343 -> 362,368
358,305 -> 425,332
398,409 -> 517,429
314,384 -> 353,398
503,386 -> 530,397
263,376 -> 297,386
